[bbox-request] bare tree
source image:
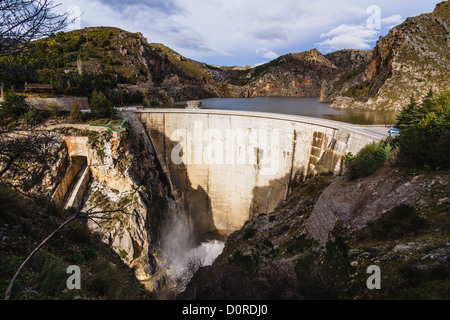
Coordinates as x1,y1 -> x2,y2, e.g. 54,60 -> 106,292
3,201 -> 135,300
176,256 -> 204,293
0,0 -> 69,82
0,129 -> 61,194
0,0 -> 68,56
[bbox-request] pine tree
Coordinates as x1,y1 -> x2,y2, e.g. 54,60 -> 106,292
25,105 -> 39,126
422,88 -> 436,113
397,90 -> 450,168
90,90 -> 114,118
0,91 -> 29,118
70,100 -> 83,123
396,94 -> 419,128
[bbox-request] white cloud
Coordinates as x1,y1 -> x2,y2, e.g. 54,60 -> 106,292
252,61 -> 269,68
53,0 -> 442,65
382,14 -> 404,28
316,24 -> 380,52
256,48 -> 280,60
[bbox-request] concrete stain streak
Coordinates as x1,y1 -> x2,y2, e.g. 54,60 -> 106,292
128,109 -> 381,237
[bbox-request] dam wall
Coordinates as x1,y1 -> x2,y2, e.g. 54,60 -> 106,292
131,109 -> 384,237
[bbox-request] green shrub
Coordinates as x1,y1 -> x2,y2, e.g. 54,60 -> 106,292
344,140 -> 392,179
358,204 -> 426,241
228,251 -> 258,276
243,227 -> 257,240
84,258 -> 143,299
294,250 -> 326,298
47,103 -> 63,116
82,248 -> 98,261
69,100 -> 83,123
119,250 -> 128,260
0,91 -> 29,118
100,39 -> 111,47
24,105 -> 39,126
37,258 -> 67,296
67,253 -> 85,265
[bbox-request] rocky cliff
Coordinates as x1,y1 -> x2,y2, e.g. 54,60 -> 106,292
223,49 -> 372,98
0,123 -> 174,298
322,1 -> 450,110
58,125 -> 180,293
13,27 -> 372,104
180,164 -> 450,299
0,121 -> 183,295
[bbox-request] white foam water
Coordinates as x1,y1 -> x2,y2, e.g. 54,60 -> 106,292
186,240 -> 225,266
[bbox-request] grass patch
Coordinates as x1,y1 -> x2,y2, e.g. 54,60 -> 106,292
0,187 -> 153,300
357,204 -> 427,241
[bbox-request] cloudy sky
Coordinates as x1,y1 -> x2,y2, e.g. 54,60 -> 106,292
56,0 -> 441,67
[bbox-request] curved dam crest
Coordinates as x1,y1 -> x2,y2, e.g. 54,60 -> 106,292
124,109 -> 384,238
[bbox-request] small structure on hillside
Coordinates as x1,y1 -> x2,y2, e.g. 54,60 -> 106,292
24,83 -> 54,92
185,100 -> 202,109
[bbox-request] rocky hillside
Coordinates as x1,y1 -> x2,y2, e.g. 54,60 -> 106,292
0,185 -> 154,300
2,26 -> 221,104
180,165 -> 450,299
0,118 -> 182,298
3,2 -> 448,108
223,49 -> 372,98
322,1 -> 450,110
5,26 -> 373,104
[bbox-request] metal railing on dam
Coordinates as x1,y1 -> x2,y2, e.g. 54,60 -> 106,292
123,108 -> 386,238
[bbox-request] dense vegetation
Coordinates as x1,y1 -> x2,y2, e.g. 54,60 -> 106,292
344,140 -> 392,180
0,28 -> 141,91
0,186 -> 153,300
0,89 -> 121,128
344,90 -> 450,179
396,90 -> 450,168
89,90 -> 115,118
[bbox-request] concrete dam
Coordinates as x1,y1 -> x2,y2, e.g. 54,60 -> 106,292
124,109 -> 384,239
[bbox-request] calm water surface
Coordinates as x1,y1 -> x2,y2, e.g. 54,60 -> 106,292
158,97 -> 398,125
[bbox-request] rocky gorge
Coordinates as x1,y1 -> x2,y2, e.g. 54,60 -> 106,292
181,165 -> 450,299
1,105 -> 448,300
0,1 -> 449,301
0,120 -> 185,298
320,1 -> 450,110
4,2 -> 447,111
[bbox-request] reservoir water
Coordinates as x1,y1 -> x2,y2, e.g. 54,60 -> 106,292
163,97 -> 398,125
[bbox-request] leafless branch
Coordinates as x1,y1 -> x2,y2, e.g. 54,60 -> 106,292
0,0 -> 68,56
0,129 -> 60,183
3,202 -> 131,300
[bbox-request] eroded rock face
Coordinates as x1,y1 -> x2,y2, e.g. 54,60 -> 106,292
305,166 -> 450,246
225,49 -> 372,99
87,132 -> 177,291
52,127 -> 178,292
0,130 -> 67,197
180,164 -> 450,300
0,125 -> 177,292
323,2 -> 450,110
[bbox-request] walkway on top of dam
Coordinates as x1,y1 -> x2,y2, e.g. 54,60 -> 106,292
128,108 -> 390,141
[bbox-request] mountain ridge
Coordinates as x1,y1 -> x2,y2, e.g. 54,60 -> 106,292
2,2 -> 448,110
0,26 -> 373,104
321,0 -> 450,110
